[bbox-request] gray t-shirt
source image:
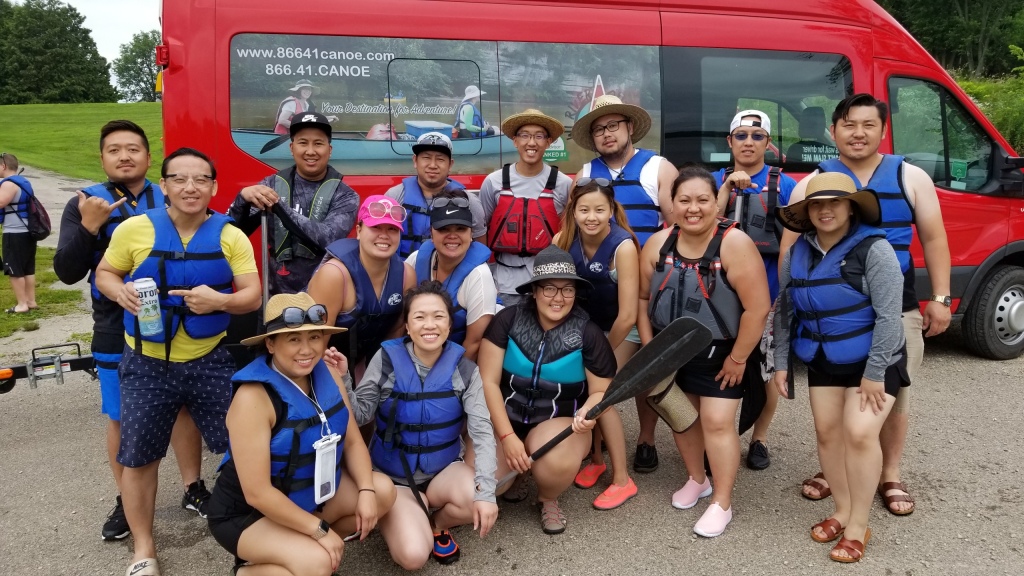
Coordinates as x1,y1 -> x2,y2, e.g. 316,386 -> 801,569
1,184 -> 27,233
346,341 -> 497,503
774,233 -> 905,382
384,180 -> 488,240
479,164 -> 571,294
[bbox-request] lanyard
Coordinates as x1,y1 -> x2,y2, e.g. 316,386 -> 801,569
272,360 -> 332,437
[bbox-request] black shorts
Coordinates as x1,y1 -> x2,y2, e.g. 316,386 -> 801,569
208,509 -> 263,562
807,351 -> 910,398
674,341 -> 746,400
2,232 -> 35,276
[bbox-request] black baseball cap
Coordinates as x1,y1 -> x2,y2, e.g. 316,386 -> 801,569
290,111 -> 332,139
430,201 -> 473,230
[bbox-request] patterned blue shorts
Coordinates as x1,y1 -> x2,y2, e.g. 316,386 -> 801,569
117,346 -> 233,468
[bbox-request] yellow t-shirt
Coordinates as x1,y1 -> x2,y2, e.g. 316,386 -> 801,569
104,213 -> 257,362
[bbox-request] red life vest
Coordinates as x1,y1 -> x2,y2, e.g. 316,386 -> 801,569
487,164 -> 561,256
274,96 -> 310,135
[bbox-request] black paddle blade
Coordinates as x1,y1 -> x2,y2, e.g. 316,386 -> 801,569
587,317 -> 713,417
259,134 -> 290,154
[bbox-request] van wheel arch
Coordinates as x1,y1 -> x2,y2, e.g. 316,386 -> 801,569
962,264 -> 1024,360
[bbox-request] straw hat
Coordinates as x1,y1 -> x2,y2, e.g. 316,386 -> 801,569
775,172 -> 881,233
241,292 -> 345,346
570,95 -> 652,152
500,108 -> 564,140
646,375 -> 699,433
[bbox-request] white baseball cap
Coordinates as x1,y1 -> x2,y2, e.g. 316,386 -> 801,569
412,132 -> 453,157
729,110 -> 771,135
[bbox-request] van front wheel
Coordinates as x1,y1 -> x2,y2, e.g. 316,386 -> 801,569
963,265 -> 1024,360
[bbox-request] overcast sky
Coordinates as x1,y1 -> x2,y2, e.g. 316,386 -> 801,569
65,0 -> 161,65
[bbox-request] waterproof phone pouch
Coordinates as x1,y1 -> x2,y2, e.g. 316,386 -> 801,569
313,433 -> 342,504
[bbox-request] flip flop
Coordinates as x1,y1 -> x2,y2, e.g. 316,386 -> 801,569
125,557 -> 160,576
878,481 -> 915,515
5,307 -> 29,314
801,473 -> 831,500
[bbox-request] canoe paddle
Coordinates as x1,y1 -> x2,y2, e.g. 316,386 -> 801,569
496,317 -> 713,490
260,133 -> 290,154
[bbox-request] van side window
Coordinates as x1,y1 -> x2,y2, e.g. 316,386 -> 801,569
661,47 -> 852,172
888,77 -> 993,192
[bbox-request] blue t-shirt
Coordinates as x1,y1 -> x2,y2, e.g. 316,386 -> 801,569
713,165 -> 797,302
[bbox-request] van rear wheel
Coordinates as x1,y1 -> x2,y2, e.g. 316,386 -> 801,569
963,265 -> 1024,360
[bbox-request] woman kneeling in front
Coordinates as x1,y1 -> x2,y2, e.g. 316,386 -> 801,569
207,293 -> 396,576
341,280 -> 499,569
774,172 -> 908,563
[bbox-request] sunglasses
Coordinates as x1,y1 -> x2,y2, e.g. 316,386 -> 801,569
367,201 -> 408,222
731,132 -> 768,141
432,196 -> 470,209
265,304 -> 329,332
576,177 -> 613,188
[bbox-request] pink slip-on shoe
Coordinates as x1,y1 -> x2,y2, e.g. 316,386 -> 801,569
693,502 -> 733,538
671,476 -> 712,510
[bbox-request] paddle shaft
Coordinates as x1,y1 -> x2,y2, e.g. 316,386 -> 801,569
260,210 -> 270,322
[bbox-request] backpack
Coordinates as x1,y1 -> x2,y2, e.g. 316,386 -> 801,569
20,191 -> 52,241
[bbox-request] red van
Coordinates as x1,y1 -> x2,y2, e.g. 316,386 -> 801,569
158,0 -> 1024,358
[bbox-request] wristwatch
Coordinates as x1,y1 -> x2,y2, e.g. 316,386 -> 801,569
313,518 -> 330,540
930,294 -> 952,307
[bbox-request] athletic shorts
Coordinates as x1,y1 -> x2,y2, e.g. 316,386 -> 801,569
93,350 -> 123,421
116,346 -> 234,468
807,349 -> 910,398
2,232 -> 35,277
625,325 -> 641,345
208,508 -> 263,562
674,342 -> 746,400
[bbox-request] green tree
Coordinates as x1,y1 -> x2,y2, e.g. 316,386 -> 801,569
0,0 -> 118,104
113,30 -> 160,102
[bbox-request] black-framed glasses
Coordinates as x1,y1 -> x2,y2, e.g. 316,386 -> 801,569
576,177 -> 612,189
731,132 -> 768,141
539,284 -> 577,299
516,132 -> 550,142
265,304 -> 329,332
591,119 -> 627,137
165,173 -> 215,188
431,196 -> 470,209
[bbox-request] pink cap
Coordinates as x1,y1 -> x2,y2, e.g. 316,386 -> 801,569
357,195 -> 405,231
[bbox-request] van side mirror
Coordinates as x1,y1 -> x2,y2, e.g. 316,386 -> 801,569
980,146 -> 1024,195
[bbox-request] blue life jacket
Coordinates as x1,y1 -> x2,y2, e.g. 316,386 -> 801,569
789,224 -> 887,366
326,239 -> 405,363
83,181 -> 165,302
370,339 -> 470,479
124,209 -> 234,358
454,102 -> 485,138
818,156 -> 913,273
501,303 -> 589,425
570,222 -> 634,332
649,221 -> 742,340
397,176 -> 467,258
220,355 -> 349,512
1,174 -> 33,220
588,148 -> 660,245
413,240 -> 492,344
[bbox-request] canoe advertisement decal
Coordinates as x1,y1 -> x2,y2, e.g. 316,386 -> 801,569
230,34 -> 660,175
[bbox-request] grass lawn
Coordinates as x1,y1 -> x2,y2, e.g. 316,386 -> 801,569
0,102 -> 163,183
0,246 -> 86,339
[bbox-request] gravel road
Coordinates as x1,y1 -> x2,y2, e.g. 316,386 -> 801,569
0,165 -> 1021,576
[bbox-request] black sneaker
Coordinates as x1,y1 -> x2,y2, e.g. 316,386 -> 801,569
101,494 -> 130,540
633,443 -> 659,473
182,479 -> 212,518
432,530 -> 461,564
746,440 -> 771,470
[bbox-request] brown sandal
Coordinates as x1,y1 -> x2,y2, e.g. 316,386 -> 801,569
829,528 -> 871,563
811,518 -> 845,543
878,481 -> 915,515
801,473 -> 831,500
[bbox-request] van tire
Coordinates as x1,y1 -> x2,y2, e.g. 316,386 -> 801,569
963,265 -> 1024,360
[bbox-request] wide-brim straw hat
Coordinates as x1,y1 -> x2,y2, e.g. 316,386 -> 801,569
570,95 -> 652,152
241,292 -> 345,346
515,246 -> 592,294
501,108 -> 564,140
775,172 -> 881,233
